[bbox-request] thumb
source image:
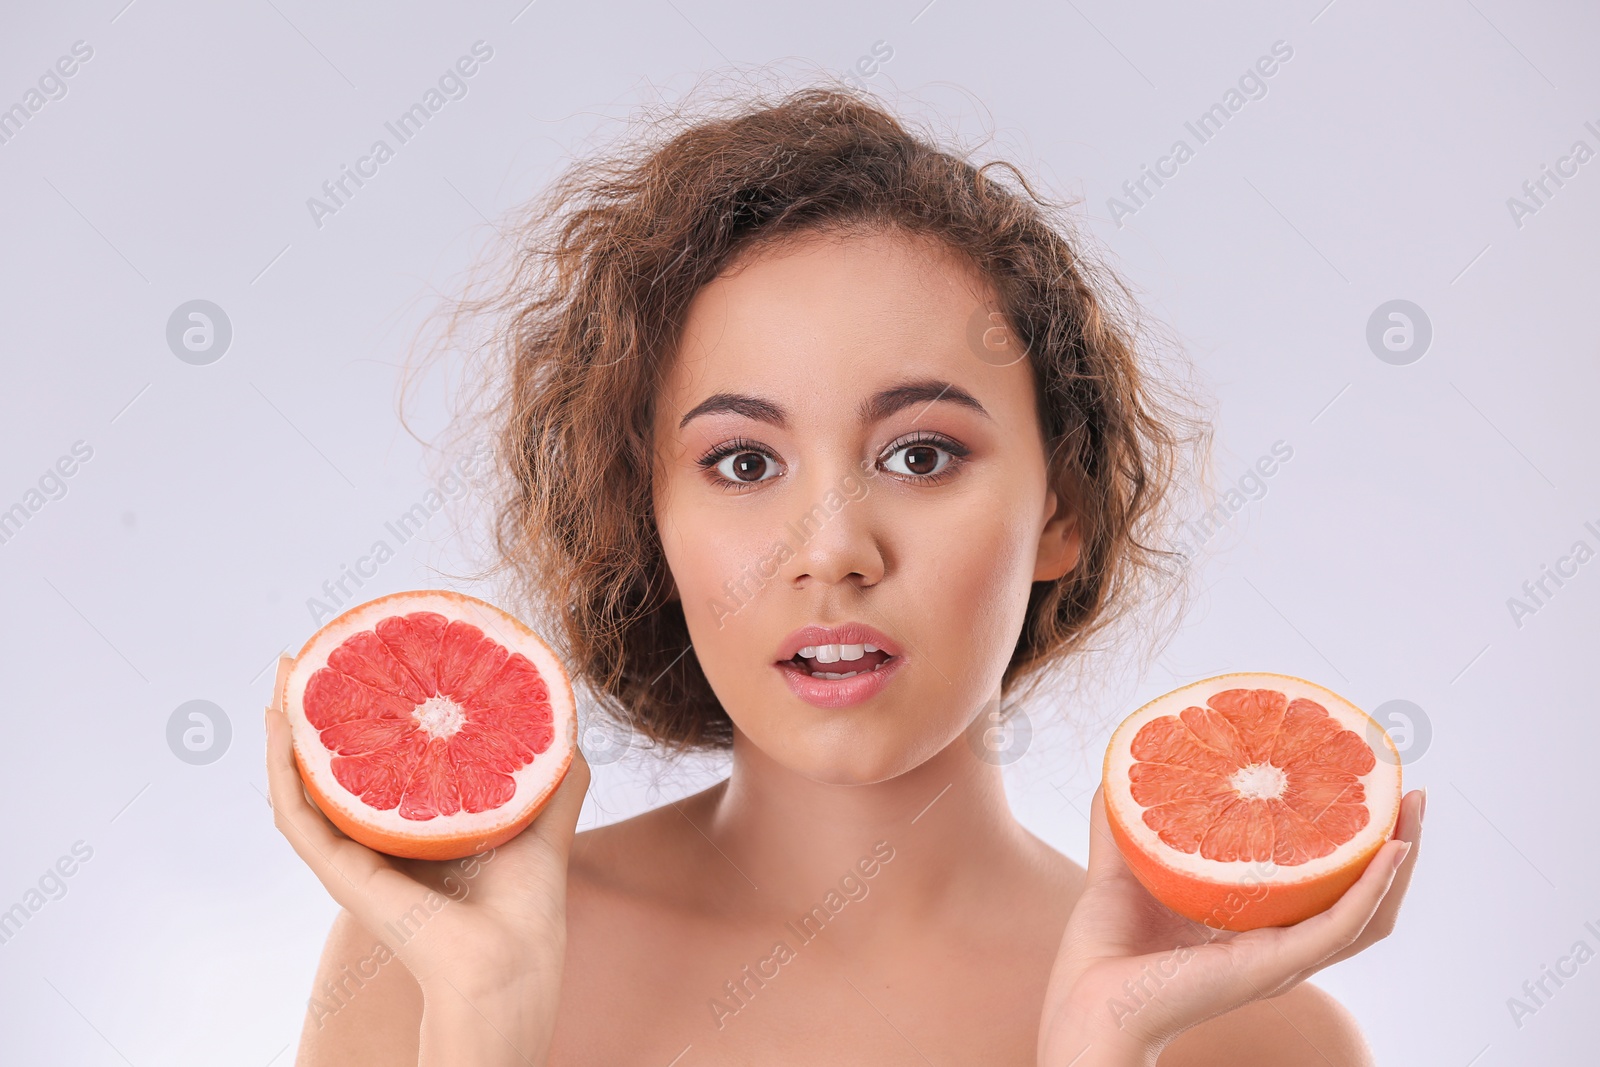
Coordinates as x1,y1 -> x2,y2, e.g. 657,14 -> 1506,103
272,653 -> 294,712
1083,785 -> 1141,891
520,746 -> 591,860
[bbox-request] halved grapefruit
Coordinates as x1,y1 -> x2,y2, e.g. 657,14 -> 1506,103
278,590 -> 577,861
1102,672 -> 1401,931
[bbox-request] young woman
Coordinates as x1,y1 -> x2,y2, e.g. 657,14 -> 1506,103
265,86 -> 1424,1065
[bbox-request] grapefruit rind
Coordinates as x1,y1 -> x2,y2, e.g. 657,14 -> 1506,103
1102,672 -> 1401,932
282,590 -> 577,862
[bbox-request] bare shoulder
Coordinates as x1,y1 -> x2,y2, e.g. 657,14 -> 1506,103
567,779 -> 731,906
568,799 -> 683,888
1018,824 -> 1090,891
1158,982 -> 1374,1067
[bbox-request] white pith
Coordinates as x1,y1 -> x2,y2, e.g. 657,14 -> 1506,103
1103,672 -> 1401,887
412,695 -> 467,739
1230,762 -> 1288,800
284,591 -> 576,840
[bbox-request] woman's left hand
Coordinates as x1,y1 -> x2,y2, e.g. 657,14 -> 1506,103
1036,785 -> 1424,1067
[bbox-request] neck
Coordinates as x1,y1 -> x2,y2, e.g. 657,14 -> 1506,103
698,721 -> 1031,922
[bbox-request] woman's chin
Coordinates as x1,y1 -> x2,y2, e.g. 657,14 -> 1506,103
742,722 -> 962,787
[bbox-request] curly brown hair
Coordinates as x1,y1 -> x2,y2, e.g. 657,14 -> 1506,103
430,82 -> 1212,755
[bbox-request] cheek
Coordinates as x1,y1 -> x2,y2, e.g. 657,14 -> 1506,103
909,494 -> 1039,664
661,507 -> 788,627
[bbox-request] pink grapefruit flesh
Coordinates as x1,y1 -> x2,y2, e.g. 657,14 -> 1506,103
1102,672 -> 1401,931
280,590 -> 577,861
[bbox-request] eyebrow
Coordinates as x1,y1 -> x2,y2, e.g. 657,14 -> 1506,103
677,378 -> 991,430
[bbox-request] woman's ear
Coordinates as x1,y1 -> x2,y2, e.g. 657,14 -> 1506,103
1033,488 -> 1082,583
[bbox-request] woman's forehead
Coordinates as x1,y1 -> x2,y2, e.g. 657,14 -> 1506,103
656,229 -> 1007,416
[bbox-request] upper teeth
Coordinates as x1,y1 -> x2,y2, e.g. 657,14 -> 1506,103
797,643 -> 878,663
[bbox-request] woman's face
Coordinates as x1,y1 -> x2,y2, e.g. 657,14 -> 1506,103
650,226 -> 1080,785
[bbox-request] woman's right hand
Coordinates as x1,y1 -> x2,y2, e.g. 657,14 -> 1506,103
265,655 -> 590,1066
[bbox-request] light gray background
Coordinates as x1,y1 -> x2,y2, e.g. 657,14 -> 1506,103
2,1 -> 1596,1064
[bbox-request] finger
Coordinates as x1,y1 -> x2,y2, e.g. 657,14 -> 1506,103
463,747 -> 592,913
272,653 -> 294,712
1319,787 -> 1424,966
1266,829 -> 1412,975
1083,784 -> 1146,892
263,701 -> 388,910
507,745 -> 592,862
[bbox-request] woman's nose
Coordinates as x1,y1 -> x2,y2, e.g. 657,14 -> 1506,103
778,463 -> 885,589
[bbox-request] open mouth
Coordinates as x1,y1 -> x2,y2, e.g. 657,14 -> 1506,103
784,643 -> 896,680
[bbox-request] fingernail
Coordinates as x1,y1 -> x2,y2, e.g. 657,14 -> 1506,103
1392,841 -> 1412,871
1419,787 -> 1427,825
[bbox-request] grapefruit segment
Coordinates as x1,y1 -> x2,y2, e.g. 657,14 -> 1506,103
1103,672 -> 1401,931
281,590 -> 577,861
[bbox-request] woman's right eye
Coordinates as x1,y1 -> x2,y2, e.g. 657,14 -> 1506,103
713,449 -> 781,484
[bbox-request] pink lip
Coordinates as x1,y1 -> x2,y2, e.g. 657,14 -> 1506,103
773,622 -> 903,663
776,653 -> 905,708
773,622 -> 906,709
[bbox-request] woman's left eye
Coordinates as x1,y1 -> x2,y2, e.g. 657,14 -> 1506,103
883,440 -> 958,478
